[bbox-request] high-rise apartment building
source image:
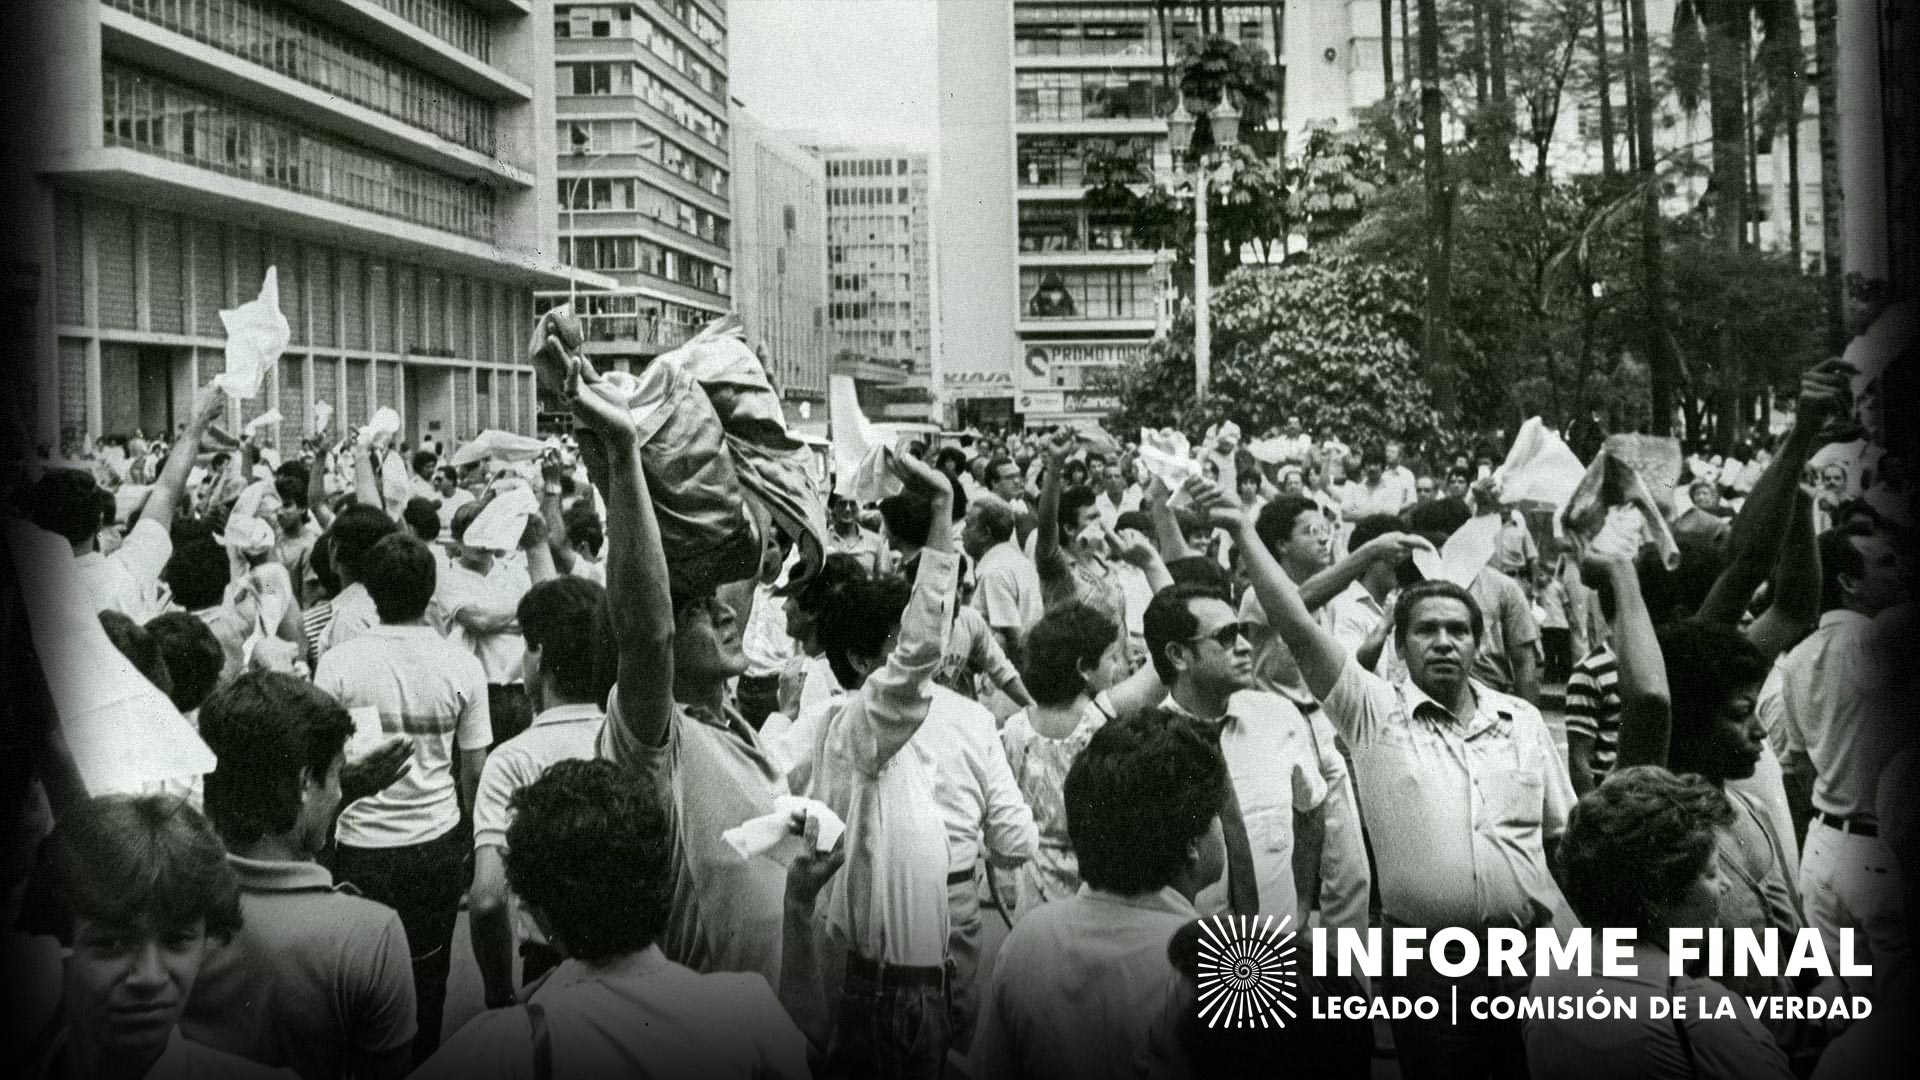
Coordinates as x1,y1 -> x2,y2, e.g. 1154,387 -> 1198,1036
730,106 -> 829,427
547,1 -> 732,371
816,146 -> 935,420
935,2 -> 1416,428
23,0 -> 585,452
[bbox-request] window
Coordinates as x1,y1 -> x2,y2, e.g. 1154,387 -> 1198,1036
1019,267 -> 1154,319
564,62 -> 622,95
1017,134 -> 1155,188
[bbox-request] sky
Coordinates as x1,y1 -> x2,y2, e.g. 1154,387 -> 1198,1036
728,0 -> 940,149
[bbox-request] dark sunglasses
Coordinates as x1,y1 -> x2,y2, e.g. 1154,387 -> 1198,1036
1188,622 -> 1247,649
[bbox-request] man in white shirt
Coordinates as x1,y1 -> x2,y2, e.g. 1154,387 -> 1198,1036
29,381 -> 224,623
966,495 -> 1043,658
469,576 -> 615,1010
794,453 -> 963,1079
1382,439 -> 1418,511
316,534 -> 492,1066
826,493 -> 888,575
1760,522 -> 1912,1000
1271,415 -> 1314,466
434,501 -> 555,745
971,713 -> 1226,1080
1092,458 -> 1141,528
1330,514 -> 1407,676
432,468 -> 474,537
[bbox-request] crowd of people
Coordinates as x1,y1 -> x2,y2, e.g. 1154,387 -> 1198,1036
1,317 -> 1913,1080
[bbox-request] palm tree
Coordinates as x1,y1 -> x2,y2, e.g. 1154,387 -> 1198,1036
1627,0 -> 1678,434
1418,0 -> 1457,413
1812,0 -> 1845,353
1670,0 -> 1803,253
1593,0 -> 1618,177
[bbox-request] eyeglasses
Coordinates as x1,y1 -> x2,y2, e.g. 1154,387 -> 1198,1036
1188,623 -> 1246,649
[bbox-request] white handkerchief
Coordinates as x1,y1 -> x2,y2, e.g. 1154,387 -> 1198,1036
216,268 -> 291,400
463,486 -> 539,553
313,400 -> 334,433
245,409 -> 283,433
844,444 -> 904,504
721,796 -> 846,867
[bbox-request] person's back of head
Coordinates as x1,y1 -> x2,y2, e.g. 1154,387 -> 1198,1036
878,492 -> 934,551
198,672 -> 354,852
1349,513 -> 1403,553
1164,556 -> 1231,597
1020,601 -> 1120,708
966,496 -> 1016,548
1819,520 -> 1885,614
504,759 -> 671,963
328,504 -> 399,584
562,500 -> 604,559
1064,711 -> 1226,897
360,534 -> 436,624
402,497 -> 441,544
817,573 -> 914,688
100,610 -> 174,702
145,612 -> 225,714
1556,766 -> 1732,937
1060,484 -> 1098,532
518,577 -> 615,708
163,537 -> 232,612
27,468 -> 109,547
1114,510 -> 1153,536
448,500 -> 485,548
1404,496 -> 1472,550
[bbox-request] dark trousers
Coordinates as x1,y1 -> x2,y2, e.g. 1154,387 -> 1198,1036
1382,934 -> 1531,1080
827,954 -> 953,1080
736,673 -> 781,731
332,825 -> 470,1066
1540,628 -> 1573,682
489,683 -> 532,746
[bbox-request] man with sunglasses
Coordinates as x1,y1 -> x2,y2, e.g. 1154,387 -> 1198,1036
1142,584 -> 1328,931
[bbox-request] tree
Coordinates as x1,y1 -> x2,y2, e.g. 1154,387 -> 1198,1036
1592,0 -> 1618,177
1670,0 -> 1802,252
1286,127 -> 1391,246
1626,0 -> 1678,435
1666,239 -> 1825,447
1812,0 -> 1845,353
1111,253 -> 1442,445
1418,0 -> 1459,413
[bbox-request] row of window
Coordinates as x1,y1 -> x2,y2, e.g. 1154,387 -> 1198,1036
829,301 -> 912,322
557,120 -> 729,198
54,193 -> 532,366
562,235 -> 730,294
556,177 -> 729,247
1018,203 -> 1144,253
826,157 -> 913,178
1014,4 -> 1273,58
656,0 -> 725,53
1018,134 -> 1158,188
830,273 -> 915,294
371,0 -> 492,62
1015,69 -> 1176,123
554,5 -> 726,102
1020,268 -> 1155,320
535,291 -> 717,348
558,63 -> 727,150
828,245 -> 915,267
103,65 -> 496,242
109,0 -> 495,156
828,186 -> 912,207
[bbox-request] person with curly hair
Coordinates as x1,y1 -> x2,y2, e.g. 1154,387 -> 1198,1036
414,759 -> 808,1080
19,794 -> 287,1080
1526,766 -> 1792,1080
970,712 -> 1228,1080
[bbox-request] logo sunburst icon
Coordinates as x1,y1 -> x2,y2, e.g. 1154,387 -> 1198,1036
1195,914 -> 1299,1028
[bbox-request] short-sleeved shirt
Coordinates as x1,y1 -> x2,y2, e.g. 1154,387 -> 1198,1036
1757,609 -> 1896,819
473,704 -> 606,851
938,605 -> 1022,698
184,857 -> 415,1080
414,949 -> 808,1080
1468,567 -> 1541,693
431,560 -> 529,684
1037,546 -> 1126,629
1321,658 -> 1574,929
77,517 -> 173,622
1563,645 -> 1621,774
975,540 -> 1043,634
319,582 -> 378,658
316,624 -> 492,849
599,692 -> 789,988
1168,692 -> 1329,926
916,686 -> 1037,875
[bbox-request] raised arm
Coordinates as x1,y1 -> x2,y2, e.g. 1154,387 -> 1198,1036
1209,486 -> 1350,701
851,453 -> 958,770
1743,489 -> 1819,660
139,382 -> 225,533
1699,360 -> 1850,625
1296,531 -> 1424,612
539,455 -> 578,575
567,355 -> 675,750
1034,429 -> 1074,577
306,444 -> 335,528
1591,554 -> 1673,770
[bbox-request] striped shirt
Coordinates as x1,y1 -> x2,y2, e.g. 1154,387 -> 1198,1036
1562,646 -> 1620,774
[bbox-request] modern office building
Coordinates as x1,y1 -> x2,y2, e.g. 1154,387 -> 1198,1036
547,0 -> 732,372
938,1 -> 1402,428
816,145 -> 935,420
730,105 -> 829,428
23,0 -> 589,453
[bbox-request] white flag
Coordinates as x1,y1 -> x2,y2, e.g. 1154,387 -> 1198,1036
216,268 -> 291,400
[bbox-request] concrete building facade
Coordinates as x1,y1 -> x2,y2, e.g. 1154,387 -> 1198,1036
25,0 -> 586,453
730,106 -> 829,426
546,0 -> 732,370
817,145 -> 934,421
937,1 -> 1399,428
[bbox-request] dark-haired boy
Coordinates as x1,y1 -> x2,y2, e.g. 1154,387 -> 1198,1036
187,672 -> 416,1080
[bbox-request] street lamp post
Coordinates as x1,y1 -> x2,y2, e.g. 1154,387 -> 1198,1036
1165,97 -> 1240,404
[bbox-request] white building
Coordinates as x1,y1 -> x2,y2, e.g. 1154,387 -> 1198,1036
731,106 -> 829,426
